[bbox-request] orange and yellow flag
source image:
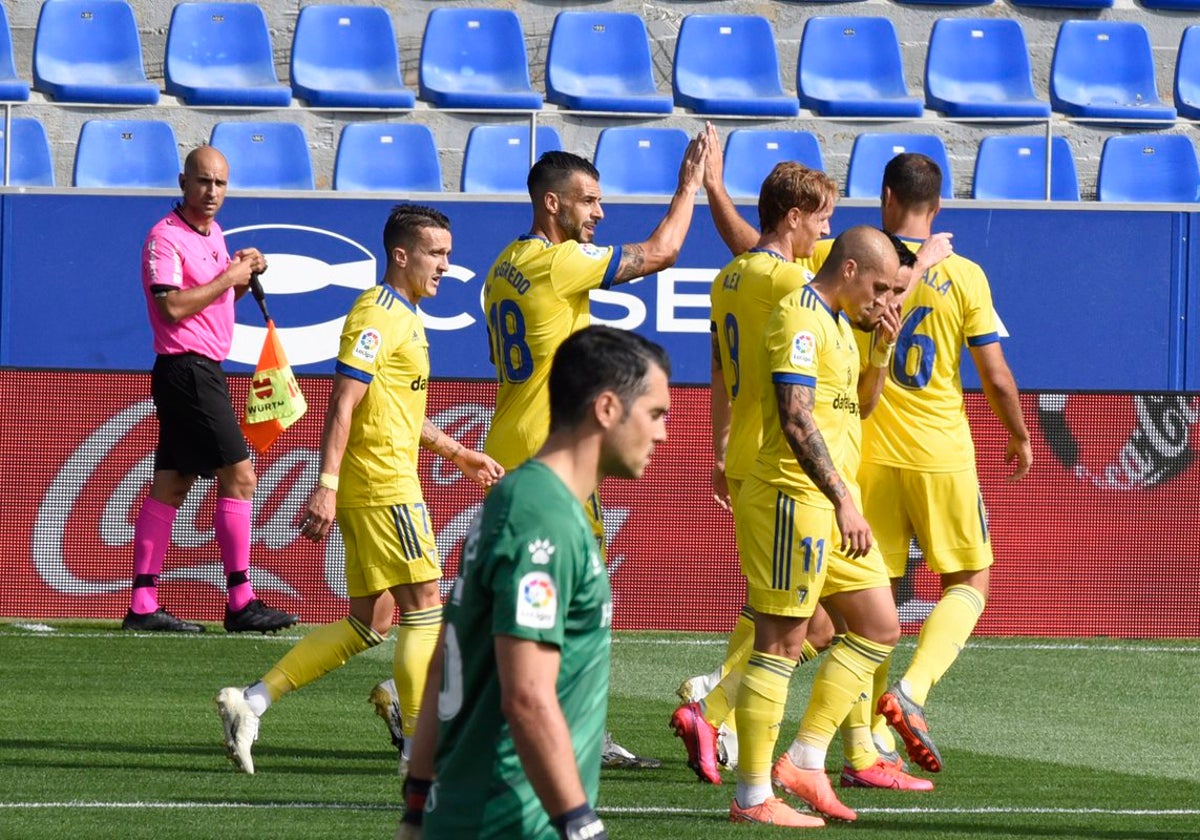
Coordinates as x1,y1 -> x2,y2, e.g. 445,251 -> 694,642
241,320 -> 307,453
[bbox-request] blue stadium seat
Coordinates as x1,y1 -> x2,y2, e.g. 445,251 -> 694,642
334,124 -> 441,192
894,0 -> 993,4
291,5 -> 415,109
1010,0 -> 1111,7
846,134 -> 953,199
672,15 -> 799,117
0,3 -> 29,101
1096,134 -> 1200,203
0,118 -> 54,187
971,136 -> 1079,201
798,17 -> 923,118
925,19 -> 1050,119
546,12 -> 672,114
165,3 -> 291,107
209,123 -> 314,191
419,9 -> 542,110
1175,26 -> 1200,120
73,120 -> 181,189
32,0 -> 159,104
723,129 -> 824,199
593,127 -> 690,196
1141,0 -> 1200,7
1050,21 -> 1176,124
460,125 -> 562,193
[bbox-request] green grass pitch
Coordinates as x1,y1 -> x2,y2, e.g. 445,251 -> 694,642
1,621 -> 1197,839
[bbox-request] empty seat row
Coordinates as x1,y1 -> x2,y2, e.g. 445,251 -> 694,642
9,3 -> 1200,125
6,117 -> 1199,203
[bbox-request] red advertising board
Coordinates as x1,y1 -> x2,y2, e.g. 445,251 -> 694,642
1,370 -> 1197,637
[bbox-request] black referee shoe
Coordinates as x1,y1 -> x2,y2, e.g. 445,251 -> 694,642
122,608 -> 204,633
224,599 -> 299,634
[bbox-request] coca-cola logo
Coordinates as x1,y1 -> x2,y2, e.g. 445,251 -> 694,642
1037,393 -> 1199,490
29,396 -> 630,603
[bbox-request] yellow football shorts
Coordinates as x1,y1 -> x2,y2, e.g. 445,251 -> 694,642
823,481 -> 891,595
337,501 -> 441,598
859,463 -> 993,579
734,476 -> 833,618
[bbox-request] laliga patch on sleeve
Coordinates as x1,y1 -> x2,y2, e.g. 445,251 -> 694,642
577,243 -> 606,260
790,331 -> 816,367
516,572 -> 558,629
352,328 -> 382,363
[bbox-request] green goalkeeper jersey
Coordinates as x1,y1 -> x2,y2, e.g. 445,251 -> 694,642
424,460 -> 612,839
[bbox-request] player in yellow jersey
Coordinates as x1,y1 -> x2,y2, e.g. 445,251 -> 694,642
865,154 -> 1030,774
482,139 -> 707,767
484,141 -> 706,475
701,142 -> 1027,777
215,205 -> 505,775
673,161 -> 840,780
676,128 -> 951,789
722,226 -> 901,827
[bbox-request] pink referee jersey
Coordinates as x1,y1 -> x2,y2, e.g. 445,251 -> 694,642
142,210 -> 234,362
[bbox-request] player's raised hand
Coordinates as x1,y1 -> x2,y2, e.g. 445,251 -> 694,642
874,302 -> 903,348
834,498 -> 873,558
905,233 -> 954,302
677,129 -> 708,194
702,121 -> 724,193
1004,433 -> 1032,483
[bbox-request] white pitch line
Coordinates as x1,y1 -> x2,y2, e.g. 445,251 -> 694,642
3,802 -> 1198,818
0,801 -> 395,811
602,805 -> 1200,816
5,630 -> 1200,655
612,637 -> 1200,655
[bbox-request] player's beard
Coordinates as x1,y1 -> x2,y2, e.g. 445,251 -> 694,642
556,210 -> 592,244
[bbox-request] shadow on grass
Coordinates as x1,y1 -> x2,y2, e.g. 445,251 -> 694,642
0,737 -> 395,776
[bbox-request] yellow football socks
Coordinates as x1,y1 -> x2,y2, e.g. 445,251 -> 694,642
797,633 -> 894,754
262,615 -> 384,700
723,606 -> 756,679
394,605 -> 442,738
871,650 -> 897,753
702,607 -> 755,728
834,634 -> 883,770
735,650 -> 796,787
903,584 -> 986,706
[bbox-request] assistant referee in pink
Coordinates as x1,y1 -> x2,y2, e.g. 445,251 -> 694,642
123,145 -> 297,635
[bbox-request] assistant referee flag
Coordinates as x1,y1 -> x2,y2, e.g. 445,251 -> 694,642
241,320 -> 307,453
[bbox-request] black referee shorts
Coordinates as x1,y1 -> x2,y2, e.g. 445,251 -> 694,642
151,353 -> 250,477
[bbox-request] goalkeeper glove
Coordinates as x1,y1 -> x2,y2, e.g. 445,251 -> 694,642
552,804 -> 607,840
400,776 -> 431,828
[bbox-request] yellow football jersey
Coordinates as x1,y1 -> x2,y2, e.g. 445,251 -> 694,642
861,237 -> 999,471
333,284 -> 429,507
710,249 -> 812,483
482,235 -> 621,470
751,284 -> 860,507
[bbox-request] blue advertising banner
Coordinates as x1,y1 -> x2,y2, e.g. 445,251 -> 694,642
0,193 -> 1187,388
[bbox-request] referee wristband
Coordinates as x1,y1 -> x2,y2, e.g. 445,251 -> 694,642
870,342 -> 895,369
318,472 -> 339,491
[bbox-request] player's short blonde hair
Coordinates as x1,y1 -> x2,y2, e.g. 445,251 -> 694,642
758,162 -> 838,233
